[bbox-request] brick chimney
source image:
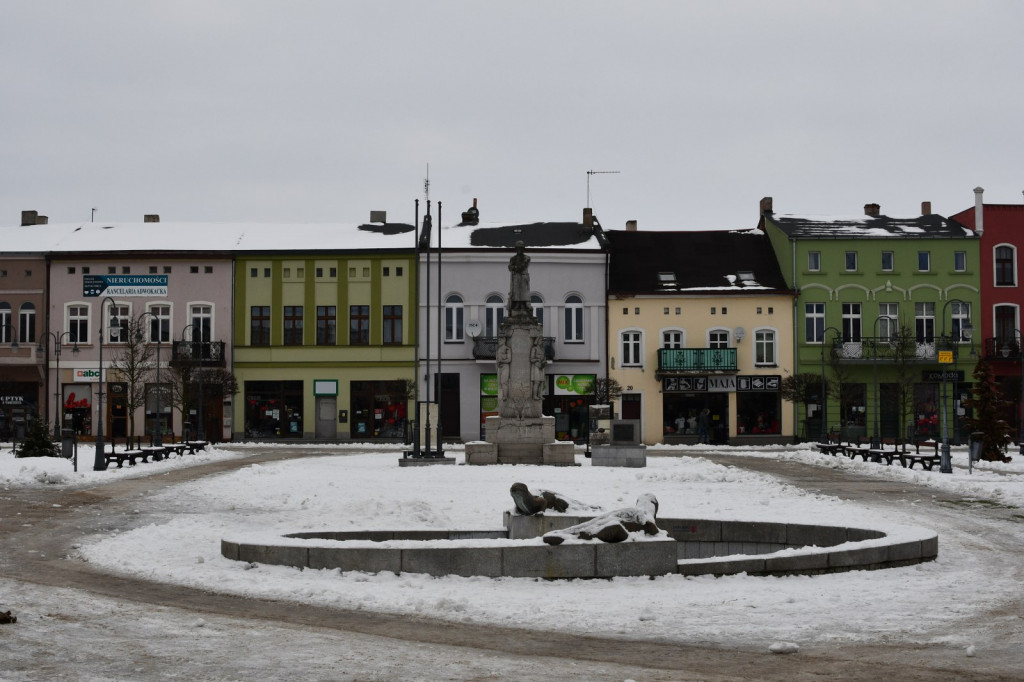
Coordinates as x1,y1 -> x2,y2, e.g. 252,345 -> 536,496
760,196 -> 773,214
369,210 -> 386,223
21,210 -> 38,226
974,187 -> 984,236
583,207 -> 594,227
921,201 -> 932,215
144,214 -> 160,223
864,203 -> 881,217
625,220 -> 637,232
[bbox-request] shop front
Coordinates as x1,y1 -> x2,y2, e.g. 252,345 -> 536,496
662,375 -> 783,444
1,382 -> 39,440
545,374 -> 595,443
349,380 -> 408,440
244,380 -> 305,438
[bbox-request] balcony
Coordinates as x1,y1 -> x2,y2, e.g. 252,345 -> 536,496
170,340 -> 226,367
983,337 -> 1023,361
657,348 -> 737,376
825,337 -> 959,363
472,336 -> 555,361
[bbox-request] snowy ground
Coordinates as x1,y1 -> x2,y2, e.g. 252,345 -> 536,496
3,439 -> 1022,658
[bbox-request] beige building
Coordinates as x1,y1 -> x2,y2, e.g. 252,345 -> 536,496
606,228 -> 795,445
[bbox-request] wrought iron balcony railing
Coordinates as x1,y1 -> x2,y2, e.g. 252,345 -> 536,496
983,337 -> 1023,361
170,340 -> 226,367
657,347 -> 737,374
472,336 -> 555,361
825,336 -> 969,362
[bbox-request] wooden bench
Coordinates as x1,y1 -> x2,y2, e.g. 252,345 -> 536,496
899,440 -> 942,470
815,442 -> 844,456
163,443 -> 188,457
184,440 -> 209,454
102,438 -> 147,468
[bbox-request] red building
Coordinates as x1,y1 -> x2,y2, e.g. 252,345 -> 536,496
950,187 -> 1024,447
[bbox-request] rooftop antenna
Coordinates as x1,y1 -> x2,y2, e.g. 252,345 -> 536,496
586,170 -> 620,208
91,207 -> 97,222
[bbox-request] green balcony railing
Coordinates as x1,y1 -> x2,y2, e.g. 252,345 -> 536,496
657,347 -> 737,373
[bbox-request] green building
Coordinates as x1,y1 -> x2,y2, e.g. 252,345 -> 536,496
232,222 -> 417,441
760,198 -> 980,444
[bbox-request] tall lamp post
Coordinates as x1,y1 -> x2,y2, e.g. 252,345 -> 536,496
871,316 -> 896,448
181,323 -> 205,441
137,312 -> 163,446
819,326 -> 842,442
94,296 -> 119,471
38,331 -> 79,438
939,298 -> 972,474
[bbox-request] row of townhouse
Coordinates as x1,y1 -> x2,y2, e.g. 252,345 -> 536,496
2,190 -> 1022,446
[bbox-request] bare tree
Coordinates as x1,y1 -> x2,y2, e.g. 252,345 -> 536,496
109,316 -> 154,442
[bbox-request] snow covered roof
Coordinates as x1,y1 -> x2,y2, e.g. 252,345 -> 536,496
765,213 -> 974,239
0,218 -> 605,255
606,229 -> 791,295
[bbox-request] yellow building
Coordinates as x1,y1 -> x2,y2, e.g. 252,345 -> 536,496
606,228 -> 796,445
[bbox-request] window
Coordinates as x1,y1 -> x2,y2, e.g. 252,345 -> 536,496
708,329 -> 730,349
264,268 -> 271,278
918,251 -> 930,272
316,268 -> 323,278
250,268 -> 258,277
283,306 -> 304,346
163,266 -> 171,274
121,266 -> 130,274
250,306 -> 270,346
841,303 -> 862,342
18,303 -> 35,343
108,266 -> 116,274
995,245 -> 1016,286
68,266 -> 76,274
444,294 -> 464,341
329,267 -> 337,277
396,267 -> 403,276
621,331 -> 642,366
950,301 -> 971,343
190,266 -> 199,274
383,305 -> 403,345
204,266 -> 213,274
564,295 -> 584,342
915,302 -> 935,343
316,306 -> 336,346
349,305 -> 369,345
149,266 -> 158,274
147,304 -> 170,343
485,295 -> 505,338
805,303 -> 825,343
878,303 -> 898,341
107,303 -> 130,343
994,305 -> 1017,343
296,268 -> 304,278
662,330 -> 684,348
531,295 -> 544,329
189,304 -> 213,344
68,305 -> 89,344
954,251 -> 967,272
881,251 -> 894,271
808,251 -> 821,271
0,303 -> 10,343
82,267 -> 90,274
383,267 -> 390,276
754,329 -> 776,366
283,268 -> 291,278
844,251 -> 858,271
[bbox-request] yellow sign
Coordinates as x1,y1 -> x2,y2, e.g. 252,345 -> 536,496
938,350 -> 954,364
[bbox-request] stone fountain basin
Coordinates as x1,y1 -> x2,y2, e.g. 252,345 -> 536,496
221,514 -> 937,579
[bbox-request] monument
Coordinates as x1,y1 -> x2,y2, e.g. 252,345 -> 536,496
465,242 -> 576,465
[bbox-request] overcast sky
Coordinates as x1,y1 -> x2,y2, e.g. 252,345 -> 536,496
2,1 -> 1023,232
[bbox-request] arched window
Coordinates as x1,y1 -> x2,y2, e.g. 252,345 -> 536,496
995,245 -> 1017,286
708,328 -> 730,348
17,303 -> 36,343
485,295 -> 505,337
0,302 -> 11,343
620,329 -> 643,367
444,294 -> 464,342
530,294 -> 544,330
564,294 -> 584,342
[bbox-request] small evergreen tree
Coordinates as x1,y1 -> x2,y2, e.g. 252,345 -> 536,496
15,417 -> 61,458
963,358 -> 1013,463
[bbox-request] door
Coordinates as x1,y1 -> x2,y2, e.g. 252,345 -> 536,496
436,373 -> 460,441
315,397 -> 337,440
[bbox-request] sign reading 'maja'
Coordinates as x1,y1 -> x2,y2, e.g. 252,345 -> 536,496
83,275 -> 168,297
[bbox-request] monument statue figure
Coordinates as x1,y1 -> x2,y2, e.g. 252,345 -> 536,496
496,340 -> 512,403
530,336 -> 547,401
508,240 -> 531,313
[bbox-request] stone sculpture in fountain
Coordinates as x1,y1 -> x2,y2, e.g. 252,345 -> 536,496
464,242 -> 576,465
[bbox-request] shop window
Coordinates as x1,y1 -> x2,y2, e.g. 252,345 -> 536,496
350,380 -> 408,439
244,380 -> 304,438
736,392 -> 781,435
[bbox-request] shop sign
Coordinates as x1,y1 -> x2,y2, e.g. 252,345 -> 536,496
1,395 -> 26,405
552,374 -> 595,396
923,370 -> 964,382
313,379 -> 338,396
662,375 -> 781,393
480,373 -> 498,396
736,375 -> 781,391
84,274 -> 168,297
707,376 -> 736,392
662,376 -> 708,392
74,368 -> 101,382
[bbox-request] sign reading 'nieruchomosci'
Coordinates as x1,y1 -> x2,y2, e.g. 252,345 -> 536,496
83,275 -> 168,297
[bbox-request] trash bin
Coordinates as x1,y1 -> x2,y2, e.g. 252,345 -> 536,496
969,432 -> 984,462
61,428 -> 76,459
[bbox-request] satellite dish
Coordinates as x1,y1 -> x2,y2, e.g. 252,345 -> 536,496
733,327 -> 746,342
466,320 -> 482,338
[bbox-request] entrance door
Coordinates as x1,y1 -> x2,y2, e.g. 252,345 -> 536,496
436,373 -> 460,441
315,397 -> 337,440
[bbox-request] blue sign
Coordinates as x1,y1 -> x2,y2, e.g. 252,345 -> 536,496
84,275 -> 168,297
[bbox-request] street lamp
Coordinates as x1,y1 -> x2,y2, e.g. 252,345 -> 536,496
819,326 -> 842,442
94,296 -> 120,471
181,323 -> 205,442
136,312 -> 164,446
939,298 -> 973,474
38,331 -> 79,438
871,316 -> 896,448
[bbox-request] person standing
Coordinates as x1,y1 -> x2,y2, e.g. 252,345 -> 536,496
698,408 -> 710,444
